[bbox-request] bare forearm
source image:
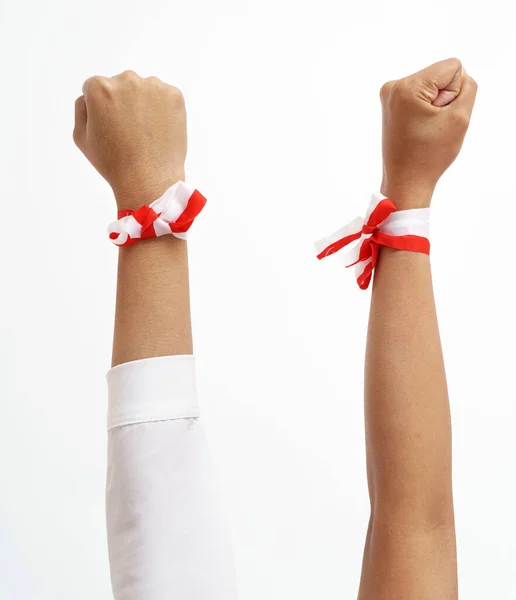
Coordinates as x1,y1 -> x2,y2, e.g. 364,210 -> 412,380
357,57 -> 476,600
365,248 -> 453,523
74,73 -> 192,369
112,236 -> 192,367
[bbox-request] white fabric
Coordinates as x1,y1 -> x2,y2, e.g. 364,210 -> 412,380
106,355 -> 238,600
124,215 -> 144,239
108,215 -> 139,246
380,207 -> 431,238
313,216 -> 364,256
355,256 -> 372,280
152,182 -> 193,223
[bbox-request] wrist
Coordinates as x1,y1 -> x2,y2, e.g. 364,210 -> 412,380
380,178 -> 434,210
114,169 -> 186,211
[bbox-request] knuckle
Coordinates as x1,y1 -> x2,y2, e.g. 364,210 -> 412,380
83,75 -> 111,97
83,75 -> 100,90
453,109 -> 471,127
379,80 -> 394,100
168,85 -> 185,106
468,75 -> 478,89
120,70 -> 141,85
72,127 -> 82,146
447,57 -> 462,70
392,79 -> 413,100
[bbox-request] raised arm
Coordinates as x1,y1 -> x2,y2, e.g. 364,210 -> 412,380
358,59 -> 477,600
73,71 -> 237,600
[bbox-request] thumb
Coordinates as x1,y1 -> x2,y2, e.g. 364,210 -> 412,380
410,58 -> 464,107
73,95 -> 87,149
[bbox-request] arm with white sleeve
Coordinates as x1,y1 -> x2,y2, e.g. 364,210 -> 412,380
73,70 -> 237,600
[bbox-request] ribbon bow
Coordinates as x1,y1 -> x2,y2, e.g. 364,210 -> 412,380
108,181 -> 207,247
315,193 -> 431,290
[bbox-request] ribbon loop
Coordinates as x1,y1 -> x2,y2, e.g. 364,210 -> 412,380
315,193 -> 430,290
108,182 -> 207,247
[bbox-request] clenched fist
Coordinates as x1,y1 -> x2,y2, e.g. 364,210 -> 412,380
73,70 -> 187,210
380,58 -> 477,209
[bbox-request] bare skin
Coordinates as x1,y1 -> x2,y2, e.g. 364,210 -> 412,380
358,59 -> 477,600
73,62 -> 478,599
73,71 -> 192,367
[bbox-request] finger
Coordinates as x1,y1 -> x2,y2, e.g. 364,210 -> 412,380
451,75 -> 478,116
73,95 -> 87,147
410,58 -> 464,106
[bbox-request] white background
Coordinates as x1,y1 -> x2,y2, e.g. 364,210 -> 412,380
1,0 -> 515,598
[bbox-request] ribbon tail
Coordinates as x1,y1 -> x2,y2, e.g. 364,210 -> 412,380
315,217 -> 363,260
343,240 -> 363,267
355,256 -> 373,290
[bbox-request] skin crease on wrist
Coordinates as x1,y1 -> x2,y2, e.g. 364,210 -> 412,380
380,180 -> 434,210
114,168 -> 186,211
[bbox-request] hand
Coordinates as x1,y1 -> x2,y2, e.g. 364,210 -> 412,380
73,70 -> 187,210
380,58 -> 478,209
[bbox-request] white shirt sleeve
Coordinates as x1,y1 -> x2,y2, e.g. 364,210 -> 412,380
106,355 -> 238,600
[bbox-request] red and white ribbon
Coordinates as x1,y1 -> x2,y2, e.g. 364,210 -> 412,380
108,181 -> 207,247
315,192 -> 430,290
